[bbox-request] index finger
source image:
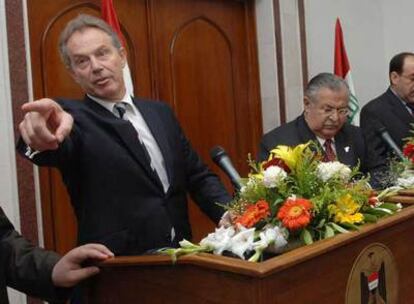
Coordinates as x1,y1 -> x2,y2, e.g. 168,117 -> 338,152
22,98 -> 61,115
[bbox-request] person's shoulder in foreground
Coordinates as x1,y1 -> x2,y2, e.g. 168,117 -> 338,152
0,207 -> 113,303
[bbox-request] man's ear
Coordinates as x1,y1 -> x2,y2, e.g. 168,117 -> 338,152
390,71 -> 399,86
119,47 -> 127,68
303,96 -> 311,113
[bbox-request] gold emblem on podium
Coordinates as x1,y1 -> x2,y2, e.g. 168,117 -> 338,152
346,243 -> 398,303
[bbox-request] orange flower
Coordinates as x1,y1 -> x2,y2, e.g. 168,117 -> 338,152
277,198 -> 313,230
235,200 -> 270,228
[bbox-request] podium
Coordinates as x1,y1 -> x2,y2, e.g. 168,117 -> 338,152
83,204 -> 414,303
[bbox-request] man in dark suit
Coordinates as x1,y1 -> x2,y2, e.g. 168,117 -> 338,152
18,14 -> 230,255
0,206 -> 113,303
259,73 -> 384,185
360,52 -> 414,164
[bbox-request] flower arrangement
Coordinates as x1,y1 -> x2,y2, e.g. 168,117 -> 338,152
162,141 -> 401,262
403,124 -> 414,164
377,124 -> 414,192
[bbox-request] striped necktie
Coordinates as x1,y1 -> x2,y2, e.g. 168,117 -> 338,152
323,138 -> 336,162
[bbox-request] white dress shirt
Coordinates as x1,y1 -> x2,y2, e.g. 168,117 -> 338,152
316,136 -> 337,155
88,93 -> 170,193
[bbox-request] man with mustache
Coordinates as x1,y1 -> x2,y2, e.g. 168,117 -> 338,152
360,52 -> 414,165
1,206 -> 113,303
17,14 -> 230,256
259,73 -> 384,186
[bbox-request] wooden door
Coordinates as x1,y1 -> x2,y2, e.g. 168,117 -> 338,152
148,0 -> 262,240
27,0 -> 261,254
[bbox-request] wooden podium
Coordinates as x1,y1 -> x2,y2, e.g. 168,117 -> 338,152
83,204 -> 414,303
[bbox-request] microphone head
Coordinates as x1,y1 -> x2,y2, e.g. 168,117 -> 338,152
377,127 -> 387,135
210,146 -> 226,162
372,120 -> 386,135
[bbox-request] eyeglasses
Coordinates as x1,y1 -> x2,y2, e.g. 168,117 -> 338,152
317,106 -> 349,117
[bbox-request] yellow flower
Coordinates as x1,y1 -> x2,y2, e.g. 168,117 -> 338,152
328,194 -> 363,224
269,142 -> 310,171
249,172 -> 263,180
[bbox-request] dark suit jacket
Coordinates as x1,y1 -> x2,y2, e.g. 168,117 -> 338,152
0,207 -> 68,303
258,115 -> 385,185
18,96 -> 230,255
360,88 -> 414,163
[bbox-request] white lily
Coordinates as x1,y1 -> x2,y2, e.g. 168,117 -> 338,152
397,175 -> 414,188
200,226 -> 235,255
248,226 -> 288,262
228,225 -> 255,259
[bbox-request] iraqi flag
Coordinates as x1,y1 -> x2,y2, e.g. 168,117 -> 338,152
334,18 -> 359,125
101,0 -> 134,96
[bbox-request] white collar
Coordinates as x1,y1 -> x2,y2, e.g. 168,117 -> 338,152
87,92 -> 134,113
316,136 -> 335,147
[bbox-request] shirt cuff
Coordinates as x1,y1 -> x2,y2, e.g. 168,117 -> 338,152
24,146 -> 41,159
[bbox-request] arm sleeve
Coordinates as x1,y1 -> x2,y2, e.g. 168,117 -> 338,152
1,209 -> 70,302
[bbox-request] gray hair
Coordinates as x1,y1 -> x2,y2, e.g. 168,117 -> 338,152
58,14 -> 122,68
304,73 -> 349,102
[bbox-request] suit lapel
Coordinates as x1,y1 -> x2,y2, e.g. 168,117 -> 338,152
134,99 -> 174,185
296,115 -> 321,154
297,115 -> 318,143
334,130 -> 354,166
84,96 -> 164,188
386,89 -> 413,125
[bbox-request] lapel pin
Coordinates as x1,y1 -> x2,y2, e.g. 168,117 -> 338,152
344,146 -> 350,153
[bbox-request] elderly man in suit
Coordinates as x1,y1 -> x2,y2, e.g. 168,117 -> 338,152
259,73 -> 384,186
18,14 -> 230,255
0,207 -> 113,303
360,52 -> 414,164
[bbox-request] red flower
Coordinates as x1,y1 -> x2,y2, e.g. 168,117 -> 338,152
403,143 -> 414,163
277,198 -> 313,230
262,157 -> 290,173
235,200 -> 270,228
368,196 -> 378,206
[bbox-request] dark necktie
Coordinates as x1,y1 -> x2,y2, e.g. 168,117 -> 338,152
113,103 -> 153,166
406,102 -> 414,116
114,103 -> 127,119
323,139 -> 336,162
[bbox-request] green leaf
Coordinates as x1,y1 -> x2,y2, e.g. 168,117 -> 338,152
362,213 -> 378,223
378,203 -> 400,211
324,225 -> 335,239
301,228 -> 313,245
329,222 -> 350,234
316,218 -> 326,228
340,222 -> 360,231
365,207 -> 393,217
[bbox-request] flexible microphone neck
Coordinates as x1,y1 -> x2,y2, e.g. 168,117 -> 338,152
377,126 -> 405,161
210,146 -> 242,191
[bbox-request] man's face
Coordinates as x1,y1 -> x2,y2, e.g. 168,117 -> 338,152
304,87 -> 349,139
391,56 -> 414,104
66,27 -> 126,101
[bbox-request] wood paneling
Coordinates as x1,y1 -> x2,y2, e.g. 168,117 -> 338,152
27,0 -> 261,253
272,0 -> 286,124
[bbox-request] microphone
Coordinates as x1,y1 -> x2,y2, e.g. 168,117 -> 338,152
377,125 -> 405,161
210,146 -> 242,191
